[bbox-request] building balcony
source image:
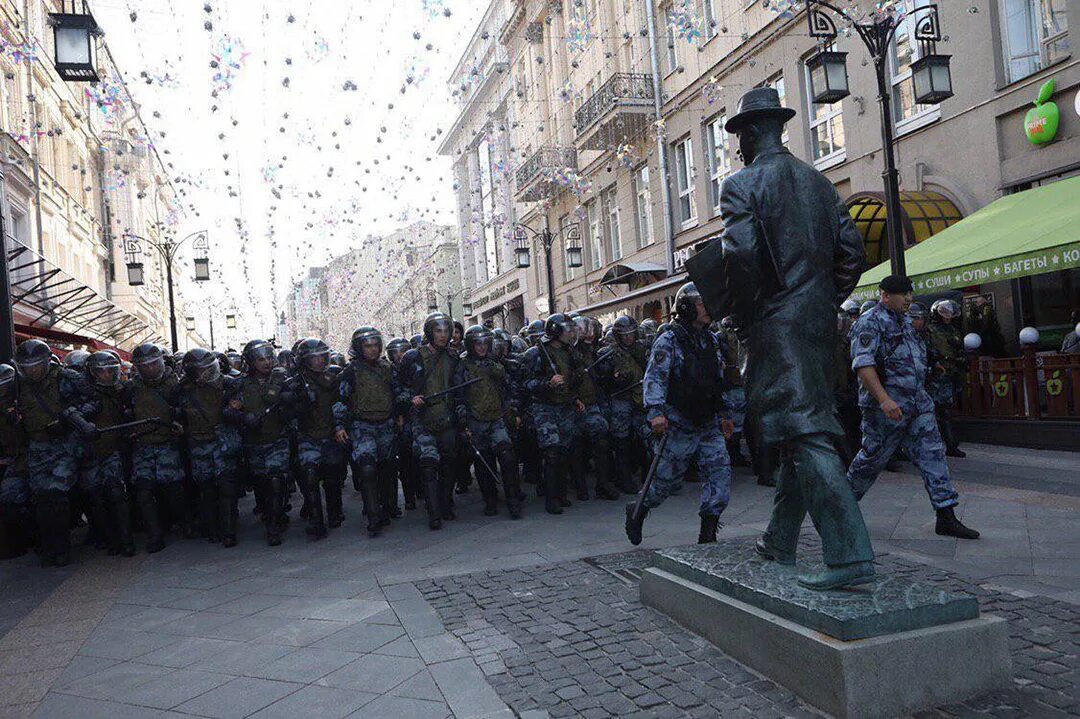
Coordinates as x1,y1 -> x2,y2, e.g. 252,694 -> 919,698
514,146 -> 578,202
573,73 -> 655,151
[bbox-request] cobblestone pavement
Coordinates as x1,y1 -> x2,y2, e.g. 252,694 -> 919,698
418,540 -> 1080,718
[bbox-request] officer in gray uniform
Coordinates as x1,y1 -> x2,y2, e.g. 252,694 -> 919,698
595,316 -> 647,496
847,275 -> 979,540
625,283 -> 733,546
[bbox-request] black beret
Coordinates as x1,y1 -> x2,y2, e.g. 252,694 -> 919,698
879,275 -> 914,294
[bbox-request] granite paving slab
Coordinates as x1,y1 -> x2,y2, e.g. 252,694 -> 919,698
654,540 -> 979,640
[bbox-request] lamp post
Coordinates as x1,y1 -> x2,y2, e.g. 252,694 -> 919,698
426,287 -> 472,320
123,230 -> 210,352
513,221 -> 583,316
805,1 -> 953,277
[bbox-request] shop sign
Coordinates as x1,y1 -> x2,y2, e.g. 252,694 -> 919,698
472,277 -> 521,309
1024,79 -> 1060,146
850,241 -> 1080,302
672,246 -> 692,271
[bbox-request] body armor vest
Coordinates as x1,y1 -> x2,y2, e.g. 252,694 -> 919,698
296,372 -> 338,439
130,374 -> 178,444
351,362 -> 394,424
18,367 -> 64,441
668,324 -> 720,426
573,345 -> 599,406
461,358 -> 504,422
90,387 -> 126,458
183,380 -> 224,443
538,342 -> 574,406
241,371 -> 285,444
418,346 -> 454,430
612,344 -> 646,409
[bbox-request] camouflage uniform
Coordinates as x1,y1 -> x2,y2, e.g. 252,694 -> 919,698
642,324 -> 732,518
927,318 -> 966,454
522,339 -> 579,511
570,342 -> 611,500
400,344 -> 460,523
239,367 -> 292,543
79,381 -> 134,555
595,339 -> 648,494
847,304 -> 960,510
0,406 -> 31,558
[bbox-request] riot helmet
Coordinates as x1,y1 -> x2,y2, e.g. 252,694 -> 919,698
907,302 -> 928,320
386,338 -> 411,365
86,351 -> 122,387
350,326 -> 383,361
226,351 -> 242,371
526,319 -> 546,346
611,316 -> 639,348
464,325 -> 493,359
859,300 -> 878,316
410,334 -> 422,349
63,350 -> 90,370
276,349 -> 295,371
491,329 -> 511,360
544,313 -> 577,345
638,318 -> 658,340
931,299 -> 960,322
216,352 -> 233,376
132,342 -> 166,381
510,336 -> 527,355
242,340 -> 276,376
840,299 -> 860,317
0,363 -> 16,402
14,339 -> 52,382
329,352 -> 347,368
674,282 -> 704,323
657,322 -> 672,336
183,348 -> 221,384
296,338 -> 331,373
423,312 -> 452,348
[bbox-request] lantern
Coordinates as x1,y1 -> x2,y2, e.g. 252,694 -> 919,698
185,316 -> 195,332
193,257 -> 210,282
566,245 -> 583,268
807,50 -> 849,104
514,226 -> 531,268
126,261 -> 145,287
462,299 -> 474,316
49,1 -> 101,82
226,314 -> 237,330
911,53 -> 953,105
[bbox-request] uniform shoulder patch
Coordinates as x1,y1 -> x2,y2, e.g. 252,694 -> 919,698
859,334 -> 874,348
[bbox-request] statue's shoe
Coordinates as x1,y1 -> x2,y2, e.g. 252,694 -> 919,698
754,538 -> 795,566
797,562 -> 876,591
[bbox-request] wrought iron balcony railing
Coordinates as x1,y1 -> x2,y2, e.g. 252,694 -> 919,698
515,146 -> 578,194
574,73 -> 654,137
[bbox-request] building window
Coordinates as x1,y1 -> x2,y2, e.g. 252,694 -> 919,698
761,74 -> 790,145
889,0 -> 941,132
587,200 -> 602,270
673,137 -> 696,228
476,138 -> 499,281
702,0 -> 719,40
704,114 -> 731,212
603,186 -> 622,263
515,56 -> 528,99
634,165 -> 653,249
665,8 -> 680,75
999,0 -> 1070,83
560,213 -> 577,280
803,47 -> 846,167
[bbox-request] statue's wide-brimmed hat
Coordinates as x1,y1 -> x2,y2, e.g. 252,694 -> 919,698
725,87 -> 797,133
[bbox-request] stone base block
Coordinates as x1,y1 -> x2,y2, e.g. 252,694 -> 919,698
641,568 -> 1012,719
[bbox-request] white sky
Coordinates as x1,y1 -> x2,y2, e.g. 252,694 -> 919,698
91,0 -> 484,338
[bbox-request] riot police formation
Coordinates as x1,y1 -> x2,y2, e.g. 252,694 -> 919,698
0,284 -> 982,569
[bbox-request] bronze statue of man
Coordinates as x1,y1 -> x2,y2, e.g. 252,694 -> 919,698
686,87 -> 875,590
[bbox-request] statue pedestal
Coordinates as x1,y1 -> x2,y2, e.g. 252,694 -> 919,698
641,542 -> 1011,719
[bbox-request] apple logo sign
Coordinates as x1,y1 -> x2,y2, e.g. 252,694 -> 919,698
1025,79 -> 1060,146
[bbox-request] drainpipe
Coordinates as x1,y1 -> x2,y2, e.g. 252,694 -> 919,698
23,0 -> 44,258
643,0 -> 675,275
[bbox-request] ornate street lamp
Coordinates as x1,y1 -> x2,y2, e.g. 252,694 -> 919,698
514,227 -> 531,269
806,1 -> 951,277
125,261 -> 145,287
806,50 -> 850,104
48,1 -> 102,82
513,221 -> 582,315
565,224 -> 584,269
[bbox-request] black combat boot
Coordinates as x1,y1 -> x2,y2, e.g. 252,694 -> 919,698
0,502 -> 29,560
571,441 -> 590,501
498,448 -> 523,519
86,491 -> 113,554
935,507 -> 980,539
400,454 -> 417,511
419,461 -> 442,530
475,451 -> 499,516
36,492 -> 71,567
304,468 -> 327,540
438,460 -> 456,521
163,483 -> 197,539
591,439 -> 613,500
542,450 -> 564,515
697,513 -> 720,544
198,481 -> 220,543
219,478 -> 239,548
616,452 -> 639,495
358,464 -> 381,538
105,486 -> 135,557
624,502 -> 648,546
727,434 -> 749,467
264,476 -> 285,546
380,461 -> 401,521
136,486 -> 164,553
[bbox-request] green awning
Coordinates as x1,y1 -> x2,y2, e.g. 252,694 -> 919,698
851,176 -> 1080,301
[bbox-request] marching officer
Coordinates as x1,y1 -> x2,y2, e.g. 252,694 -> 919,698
386,337 -> 417,512
522,313 -> 582,515
625,283 -> 733,546
237,340 -> 293,546
178,348 -> 240,547
79,352 -> 135,557
453,325 -> 522,518
399,313 -> 460,529
847,275 -> 980,540
126,343 -> 190,552
596,316 -> 646,497
570,315 -> 611,501
334,328 -> 405,537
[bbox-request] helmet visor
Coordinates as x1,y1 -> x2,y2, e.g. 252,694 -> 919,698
135,355 -> 165,380
197,359 -> 221,383
302,349 -> 330,372
248,345 -> 275,362
91,363 -> 121,386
